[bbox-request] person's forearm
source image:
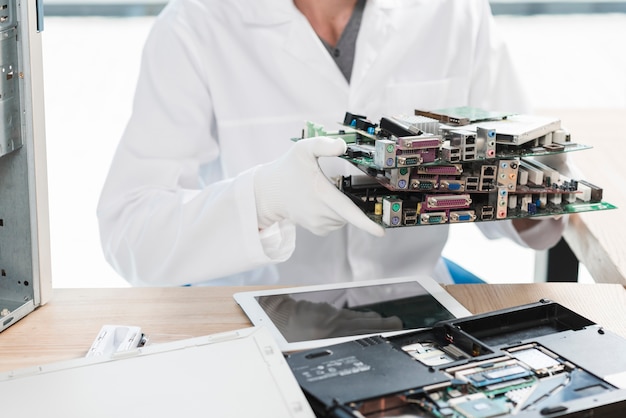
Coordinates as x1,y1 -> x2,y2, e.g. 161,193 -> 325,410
512,218 -> 538,234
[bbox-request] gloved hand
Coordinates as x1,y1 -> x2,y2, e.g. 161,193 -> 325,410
254,137 -> 385,237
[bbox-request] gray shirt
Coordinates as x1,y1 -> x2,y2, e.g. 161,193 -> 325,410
319,0 -> 365,82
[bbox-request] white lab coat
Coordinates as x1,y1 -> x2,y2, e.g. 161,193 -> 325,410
97,0 -> 564,287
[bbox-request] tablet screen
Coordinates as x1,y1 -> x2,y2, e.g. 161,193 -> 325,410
254,280 -> 456,343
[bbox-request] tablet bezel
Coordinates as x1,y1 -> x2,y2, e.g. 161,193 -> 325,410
234,276 -> 472,352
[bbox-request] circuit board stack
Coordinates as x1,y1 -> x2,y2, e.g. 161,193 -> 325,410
299,107 -> 615,227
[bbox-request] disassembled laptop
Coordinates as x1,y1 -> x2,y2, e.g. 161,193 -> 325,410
287,300 -> 626,417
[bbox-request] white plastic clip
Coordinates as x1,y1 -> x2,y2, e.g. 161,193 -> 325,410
86,325 -> 145,358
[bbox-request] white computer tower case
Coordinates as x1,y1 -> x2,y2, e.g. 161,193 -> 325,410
0,0 -> 51,331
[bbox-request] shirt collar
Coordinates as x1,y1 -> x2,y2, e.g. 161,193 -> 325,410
233,0 -> 417,26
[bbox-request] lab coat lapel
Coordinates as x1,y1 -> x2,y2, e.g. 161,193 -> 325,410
351,0 -> 421,91
282,17 -> 348,90
236,0 -> 348,90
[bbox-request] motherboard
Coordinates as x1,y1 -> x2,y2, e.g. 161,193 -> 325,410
298,108 -> 615,227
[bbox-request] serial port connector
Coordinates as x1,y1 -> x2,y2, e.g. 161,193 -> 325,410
420,212 -> 448,225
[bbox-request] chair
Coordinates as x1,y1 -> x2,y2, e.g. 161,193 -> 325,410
443,257 -> 485,284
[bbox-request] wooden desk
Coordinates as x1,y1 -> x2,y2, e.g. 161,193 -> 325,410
538,108 -> 626,285
0,283 -> 624,373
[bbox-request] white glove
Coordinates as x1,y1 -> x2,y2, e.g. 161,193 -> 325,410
254,137 -> 385,237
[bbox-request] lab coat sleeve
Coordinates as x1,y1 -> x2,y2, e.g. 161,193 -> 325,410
477,217 -> 566,251
97,6 -> 295,286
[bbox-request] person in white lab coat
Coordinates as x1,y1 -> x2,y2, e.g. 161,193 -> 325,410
97,0 -> 565,287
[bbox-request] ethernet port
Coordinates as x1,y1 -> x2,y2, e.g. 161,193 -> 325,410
482,166 -> 496,177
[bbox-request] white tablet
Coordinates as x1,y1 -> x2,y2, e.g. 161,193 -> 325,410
234,276 -> 472,352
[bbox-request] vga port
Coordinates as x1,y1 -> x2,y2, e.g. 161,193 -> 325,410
439,179 -> 465,192
450,210 -> 477,223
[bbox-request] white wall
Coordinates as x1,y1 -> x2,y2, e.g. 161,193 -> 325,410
498,14 -> 626,109
442,14 -> 626,283
43,17 -> 154,288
